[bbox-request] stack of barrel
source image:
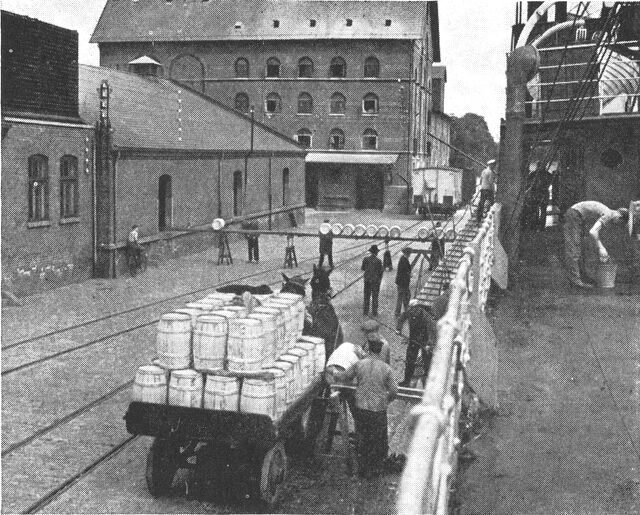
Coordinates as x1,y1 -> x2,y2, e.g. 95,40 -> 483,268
131,290 -> 326,421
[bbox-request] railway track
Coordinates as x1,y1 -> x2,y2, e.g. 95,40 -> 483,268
3,220 -> 427,514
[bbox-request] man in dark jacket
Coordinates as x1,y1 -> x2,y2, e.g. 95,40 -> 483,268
395,247 -> 412,317
428,225 -> 446,271
318,219 -> 334,269
396,300 -> 437,387
361,245 -> 383,317
242,219 -> 260,262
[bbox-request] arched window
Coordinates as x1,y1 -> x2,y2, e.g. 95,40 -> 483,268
363,93 -> 379,114
297,92 -> 313,114
282,168 -> 290,205
329,57 -> 346,78
364,56 -> 380,78
265,92 -> 281,113
235,92 -> 250,113
362,129 -> 378,150
235,57 -> 249,78
328,128 -> 345,150
170,54 -> 205,92
266,57 -> 280,78
298,57 -> 314,78
158,174 -> 172,231
330,92 -> 346,114
28,155 -> 49,222
296,128 -> 312,148
233,171 -> 243,216
60,155 -> 78,218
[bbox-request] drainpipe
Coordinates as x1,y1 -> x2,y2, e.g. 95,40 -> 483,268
91,133 -> 97,275
268,152 -> 273,230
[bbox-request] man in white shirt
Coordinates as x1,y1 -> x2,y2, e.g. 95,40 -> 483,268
477,159 -> 497,226
564,201 -> 629,288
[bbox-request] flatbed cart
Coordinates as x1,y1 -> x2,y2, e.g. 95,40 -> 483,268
124,375 -> 324,508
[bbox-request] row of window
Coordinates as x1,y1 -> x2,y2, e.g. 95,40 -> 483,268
295,128 -> 379,150
235,92 -> 379,115
28,155 -> 79,222
235,56 -> 380,79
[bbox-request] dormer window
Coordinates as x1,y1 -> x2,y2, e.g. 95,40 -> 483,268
385,19 -> 392,26
346,19 -> 353,27
273,20 -> 280,28
310,19 -> 316,27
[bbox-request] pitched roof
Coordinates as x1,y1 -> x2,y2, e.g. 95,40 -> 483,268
91,0 -> 434,43
78,64 -> 304,153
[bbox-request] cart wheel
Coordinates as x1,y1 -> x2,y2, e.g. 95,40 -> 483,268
146,438 -> 178,497
260,441 -> 287,508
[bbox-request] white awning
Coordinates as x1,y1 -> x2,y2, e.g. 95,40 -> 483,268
306,152 -> 399,165
128,55 -> 162,66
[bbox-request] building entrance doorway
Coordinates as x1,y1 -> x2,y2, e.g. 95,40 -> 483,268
356,167 -> 384,209
158,174 -> 172,231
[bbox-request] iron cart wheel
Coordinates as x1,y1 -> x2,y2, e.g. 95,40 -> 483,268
260,441 -> 287,508
145,438 -> 179,497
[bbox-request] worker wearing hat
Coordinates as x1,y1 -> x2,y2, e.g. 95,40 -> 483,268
361,245 -> 384,317
361,319 -> 391,365
477,159 -> 497,226
396,298 -> 437,387
318,218 -> 334,269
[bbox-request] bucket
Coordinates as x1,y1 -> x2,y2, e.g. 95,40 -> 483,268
226,317 -> 265,371
240,377 -> 277,420
212,218 -> 225,230
262,367 -> 287,419
389,226 -> 402,238
203,374 -> 239,411
294,341 -> 316,376
253,306 -> 286,357
298,335 -> 326,372
596,260 -> 618,289
193,314 -> 228,372
288,347 -> 311,389
376,225 -> 390,238
342,224 -> 355,236
331,223 -> 344,235
248,313 -> 277,366
366,224 -> 378,237
168,369 -> 203,408
132,365 -> 168,404
272,361 -> 294,406
353,224 -> 367,237
174,307 -> 205,329
156,313 -> 192,369
277,354 -> 303,397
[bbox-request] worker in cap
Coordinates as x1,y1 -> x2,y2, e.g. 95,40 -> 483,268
396,299 -> 437,387
477,159 -> 497,226
564,201 -> 629,288
318,218 -> 334,269
361,244 -> 383,317
361,319 -> 391,364
395,247 -> 413,318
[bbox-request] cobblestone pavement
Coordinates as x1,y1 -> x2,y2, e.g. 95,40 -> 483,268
1,209 -> 435,514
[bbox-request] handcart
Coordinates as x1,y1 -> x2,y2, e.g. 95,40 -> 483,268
124,375 -> 324,508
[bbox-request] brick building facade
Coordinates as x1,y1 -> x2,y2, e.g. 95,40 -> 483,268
91,0 -> 441,213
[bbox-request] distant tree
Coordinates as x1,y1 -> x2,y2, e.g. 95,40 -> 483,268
449,113 -> 498,171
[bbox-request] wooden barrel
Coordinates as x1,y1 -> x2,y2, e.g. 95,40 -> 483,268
274,293 -> 305,333
277,354 -> 303,397
226,317 -> 265,371
132,365 -> 167,404
262,367 -> 287,419
193,314 -> 228,372
156,313 -> 192,369
168,369 -> 203,408
253,306 -> 286,356
209,309 -> 242,321
288,348 -> 311,389
203,374 -> 239,411
186,301 -> 213,313
376,225 -> 390,237
326,342 -> 360,370
294,341 -> 316,376
272,360 -> 294,406
342,223 -> 355,236
267,299 -> 302,347
222,305 -> 248,318
210,292 -> 238,303
331,223 -> 344,235
174,307 -> 204,329
240,377 -> 277,420
253,293 -> 273,304
248,313 -> 277,367
298,335 -> 326,371
389,225 -> 402,238
366,224 -> 378,237
262,301 -> 294,351
353,224 -> 367,237
197,297 -> 225,310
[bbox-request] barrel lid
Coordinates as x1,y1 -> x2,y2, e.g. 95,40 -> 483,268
205,373 -> 238,382
161,312 -> 192,321
229,317 -> 261,327
273,360 -> 293,371
210,309 -> 239,318
298,335 -> 324,345
278,354 -> 298,363
319,222 -> 331,234
331,223 -> 344,235
174,308 -> 202,315
366,224 -> 378,237
262,367 -> 285,377
185,302 -> 210,310
288,348 -> 307,357
196,314 -> 228,324
138,364 -> 165,374
248,313 -> 276,321
171,369 -> 200,378
295,342 -> 314,351
389,225 -> 402,237
353,224 -> 367,236
253,307 -> 281,315
341,223 -> 355,235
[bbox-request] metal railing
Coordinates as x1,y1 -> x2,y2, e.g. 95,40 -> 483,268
398,202 -> 499,515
